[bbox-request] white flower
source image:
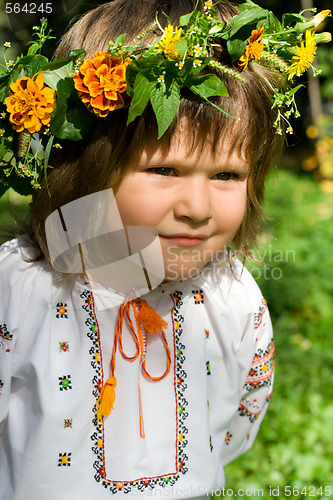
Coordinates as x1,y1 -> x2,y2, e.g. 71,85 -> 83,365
4,42 -> 11,48
193,59 -> 202,68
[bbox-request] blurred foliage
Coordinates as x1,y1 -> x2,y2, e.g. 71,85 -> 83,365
223,169 -> 333,498
0,189 -> 31,243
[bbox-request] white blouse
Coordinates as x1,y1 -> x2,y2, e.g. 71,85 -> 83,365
0,238 -> 274,500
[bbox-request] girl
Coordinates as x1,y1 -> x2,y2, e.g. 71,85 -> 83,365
0,0 -> 329,498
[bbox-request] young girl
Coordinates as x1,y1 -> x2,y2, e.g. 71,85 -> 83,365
0,0 -> 330,498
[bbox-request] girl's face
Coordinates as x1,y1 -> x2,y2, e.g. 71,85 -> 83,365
114,127 -> 249,281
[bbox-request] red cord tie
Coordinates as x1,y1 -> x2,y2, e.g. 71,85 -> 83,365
96,298 -> 171,438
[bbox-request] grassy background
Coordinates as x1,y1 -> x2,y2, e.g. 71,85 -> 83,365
1,169 -> 332,497
224,169 -> 333,498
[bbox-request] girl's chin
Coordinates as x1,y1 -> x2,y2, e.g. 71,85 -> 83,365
162,262 -> 206,282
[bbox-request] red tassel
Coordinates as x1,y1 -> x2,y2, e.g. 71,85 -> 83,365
136,301 -> 168,336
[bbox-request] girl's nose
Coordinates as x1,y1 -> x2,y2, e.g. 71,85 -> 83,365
173,177 -> 213,223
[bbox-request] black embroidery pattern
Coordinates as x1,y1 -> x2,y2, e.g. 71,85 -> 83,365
56,302 -> 68,319
192,290 -> 204,304
58,452 -> 72,466
0,324 -> 13,341
82,288 -> 189,494
58,375 -> 72,391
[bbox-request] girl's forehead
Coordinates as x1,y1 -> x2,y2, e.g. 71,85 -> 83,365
139,123 -> 249,170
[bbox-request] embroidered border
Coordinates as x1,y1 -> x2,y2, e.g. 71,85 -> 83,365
245,340 -> 275,391
81,288 -> 188,494
254,298 -> 267,330
238,391 -> 273,423
0,323 -> 13,341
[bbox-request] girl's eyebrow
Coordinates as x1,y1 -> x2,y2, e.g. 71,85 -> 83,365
139,159 -> 251,175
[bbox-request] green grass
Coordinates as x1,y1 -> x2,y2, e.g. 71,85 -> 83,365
223,170 -> 333,498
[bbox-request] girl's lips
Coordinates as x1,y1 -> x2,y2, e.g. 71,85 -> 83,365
159,234 -> 207,247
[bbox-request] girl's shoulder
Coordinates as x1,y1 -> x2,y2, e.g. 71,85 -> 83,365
0,236 -> 49,281
0,238 -> 53,324
205,256 -> 265,307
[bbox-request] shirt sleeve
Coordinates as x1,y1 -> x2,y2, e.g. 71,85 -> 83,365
0,238 -> 43,432
221,292 -> 275,466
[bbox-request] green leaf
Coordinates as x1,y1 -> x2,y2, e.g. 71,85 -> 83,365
115,33 -> 127,46
179,12 -> 193,27
41,50 -> 86,88
188,74 -> 229,99
229,6 -> 268,38
0,142 -> 9,161
227,39 -> 247,62
175,39 -> 188,59
2,170 -> 34,196
150,79 -> 180,139
264,11 -> 282,34
209,22 -> 226,35
10,55 -> 49,79
50,78 -> 95,140
43,134 -> 54,195
127,72 -> 154,125
282,13 -> 305,29
189,84 -> 236,119
287,84 -> 303,96
0,182 -> 9,199
27,43 -> 42,56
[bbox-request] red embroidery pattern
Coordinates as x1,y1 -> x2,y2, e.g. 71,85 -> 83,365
64,418 -> 73,428
245,341 -> 275,390
238,392 -> 273,423
59,341 -> 70,352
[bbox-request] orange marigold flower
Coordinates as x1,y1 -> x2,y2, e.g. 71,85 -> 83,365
73,52 -> 131,117
4,73 -> 56,133
238,26 -> 265,71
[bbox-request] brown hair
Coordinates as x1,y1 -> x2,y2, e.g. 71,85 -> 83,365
29,0 -> 285,261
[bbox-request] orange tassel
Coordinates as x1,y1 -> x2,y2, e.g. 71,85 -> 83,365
96,376 -> 117,423
136,301 -> 168,336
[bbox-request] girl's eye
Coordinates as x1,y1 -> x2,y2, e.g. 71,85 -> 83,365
148,167 -> 174,176
214,172 -> 235,181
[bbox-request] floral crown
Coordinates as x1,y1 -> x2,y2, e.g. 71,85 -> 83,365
0,0 -> 331,197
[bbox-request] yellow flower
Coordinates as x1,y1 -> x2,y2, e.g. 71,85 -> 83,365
154,25 -> 184,61
4,73 -> 56,133
288,30 -> 317,80
73,52 -> 131,117
312,9 -> 331,28
238,27 -> 265,70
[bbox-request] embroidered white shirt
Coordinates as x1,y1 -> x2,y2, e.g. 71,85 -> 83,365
0,238 -> 274,500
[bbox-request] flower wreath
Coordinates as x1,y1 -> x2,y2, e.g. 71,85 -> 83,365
0,0 -> 331,197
